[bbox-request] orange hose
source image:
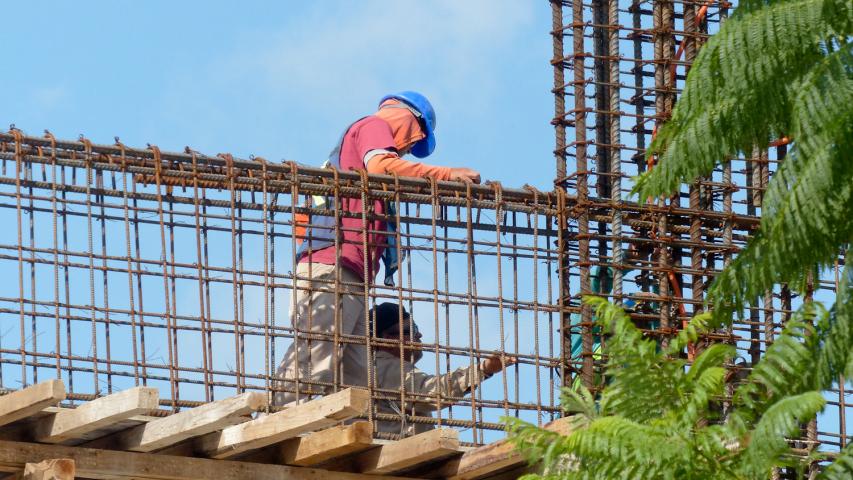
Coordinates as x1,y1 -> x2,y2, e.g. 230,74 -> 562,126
769,136 -> 791,147
670,4 -> 711,82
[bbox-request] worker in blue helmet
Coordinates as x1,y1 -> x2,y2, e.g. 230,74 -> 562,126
274,91 -> 480,406
378,91 -> 437,158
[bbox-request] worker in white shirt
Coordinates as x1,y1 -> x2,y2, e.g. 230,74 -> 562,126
368,303 -> 516,436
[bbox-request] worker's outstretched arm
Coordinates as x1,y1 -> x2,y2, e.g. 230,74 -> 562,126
406,354 -> 517,407
367,153 -> 481,184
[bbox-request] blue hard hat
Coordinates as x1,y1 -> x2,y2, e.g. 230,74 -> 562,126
379,91 -> 436,158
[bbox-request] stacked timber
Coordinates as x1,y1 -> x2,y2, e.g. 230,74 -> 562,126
0,380 -> 570,479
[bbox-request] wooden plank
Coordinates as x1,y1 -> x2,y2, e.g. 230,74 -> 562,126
433,416 -> 575,480
0,409 -> 154,443
196,387 -> 369,459
279,421 -> 374,466
431,442 -> 516,480
75,413 -> 158,441
84,392 -> 266,452
15,459 -> 75,480
0,440 -> 417,480
355,428 -> 460,475
0,380 -> 65,428
32,387 -> 159,445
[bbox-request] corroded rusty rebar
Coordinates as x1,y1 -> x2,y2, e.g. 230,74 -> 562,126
553,0 -> 849,453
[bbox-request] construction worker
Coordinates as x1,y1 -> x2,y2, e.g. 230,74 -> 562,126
369,303 -> 516,436
274,91 -> 481,406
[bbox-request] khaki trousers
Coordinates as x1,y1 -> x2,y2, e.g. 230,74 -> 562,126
273,263 -> 369,405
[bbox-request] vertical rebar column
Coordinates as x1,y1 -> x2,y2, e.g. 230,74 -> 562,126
201,188 -> 215,398
49,137 -> 63,381
653,0 -> 676,337
571,0 -> 594,389
429,180 -> 444,425
152,146 -> 178,409
225,155 -> 244,394
550,194 -> 561,410
530,191 -> 544,422
464,185 -> 480,440
552,0 -> 568,181
82,140 -> 100,395
13,131 -> 28,386
746,147 -> 761,365
99,172 -> 113,393
630,0 -> 647,171
608,0 -> 623,303
592,0 -> 611,317
685,0 -> 704,320
190,150 -> 212,401
593,0 -> 611,201
259,159 -> 272,406
132,175 -> 146,387
27,159 -> 38,385
551,0 -> 575,391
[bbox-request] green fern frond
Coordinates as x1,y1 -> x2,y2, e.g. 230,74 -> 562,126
817,442 -> 853,480
813,261 -> 853,387
674,366 -> 727,431
635,0 -> 851,200
585,297 -> 687,421
560,383 -> 598,422
707,45 -> 853,312
787,45 -> 853,161
686,344 -> 737,383
634,0 -> 852,318
666,312 -> 723,355
734,304 -> 822,415
508,299 -> 849,477
561,416 -> 678,477
737,391 -> 826,477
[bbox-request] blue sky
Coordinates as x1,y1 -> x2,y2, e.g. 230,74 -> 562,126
3,0 -> 847,447
0,0 -> 560,443
2,0 -> 556,189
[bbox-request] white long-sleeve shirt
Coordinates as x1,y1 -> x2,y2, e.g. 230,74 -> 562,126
370,350 -> 489,436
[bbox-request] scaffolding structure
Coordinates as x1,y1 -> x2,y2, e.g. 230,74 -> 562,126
0,1 -> 848,477
550,0 -> 849,456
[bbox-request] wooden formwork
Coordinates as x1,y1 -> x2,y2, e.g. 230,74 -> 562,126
0,380 -> 572,479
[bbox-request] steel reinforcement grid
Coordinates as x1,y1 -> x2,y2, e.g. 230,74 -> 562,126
0,131 -> 567,445
0,0 -> 849,458
550,0 -> 849,461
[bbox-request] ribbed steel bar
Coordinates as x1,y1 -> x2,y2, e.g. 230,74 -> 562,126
553,0 -> 850,459
0,131 -> 569,445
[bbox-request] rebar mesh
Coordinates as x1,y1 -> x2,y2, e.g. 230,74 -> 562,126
0,132 -> 565,445
550,0 -> 850,456
0,0 -> 848,458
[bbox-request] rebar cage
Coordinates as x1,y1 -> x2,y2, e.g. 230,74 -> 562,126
550,0 -> 849,456
0,0 -> 849,457
0,132 -> 566,445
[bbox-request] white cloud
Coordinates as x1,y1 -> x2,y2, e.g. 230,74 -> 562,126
31,85 -> 67,109
232,0 -> 535,111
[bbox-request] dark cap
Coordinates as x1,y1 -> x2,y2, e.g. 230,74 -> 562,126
369,303 -> 410,337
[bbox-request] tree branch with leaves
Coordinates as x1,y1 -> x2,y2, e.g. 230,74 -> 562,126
509,0 -> 852,477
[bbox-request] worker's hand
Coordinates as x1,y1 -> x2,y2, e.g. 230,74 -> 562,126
449,168 -> 481,184
481,354 -> 517,375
